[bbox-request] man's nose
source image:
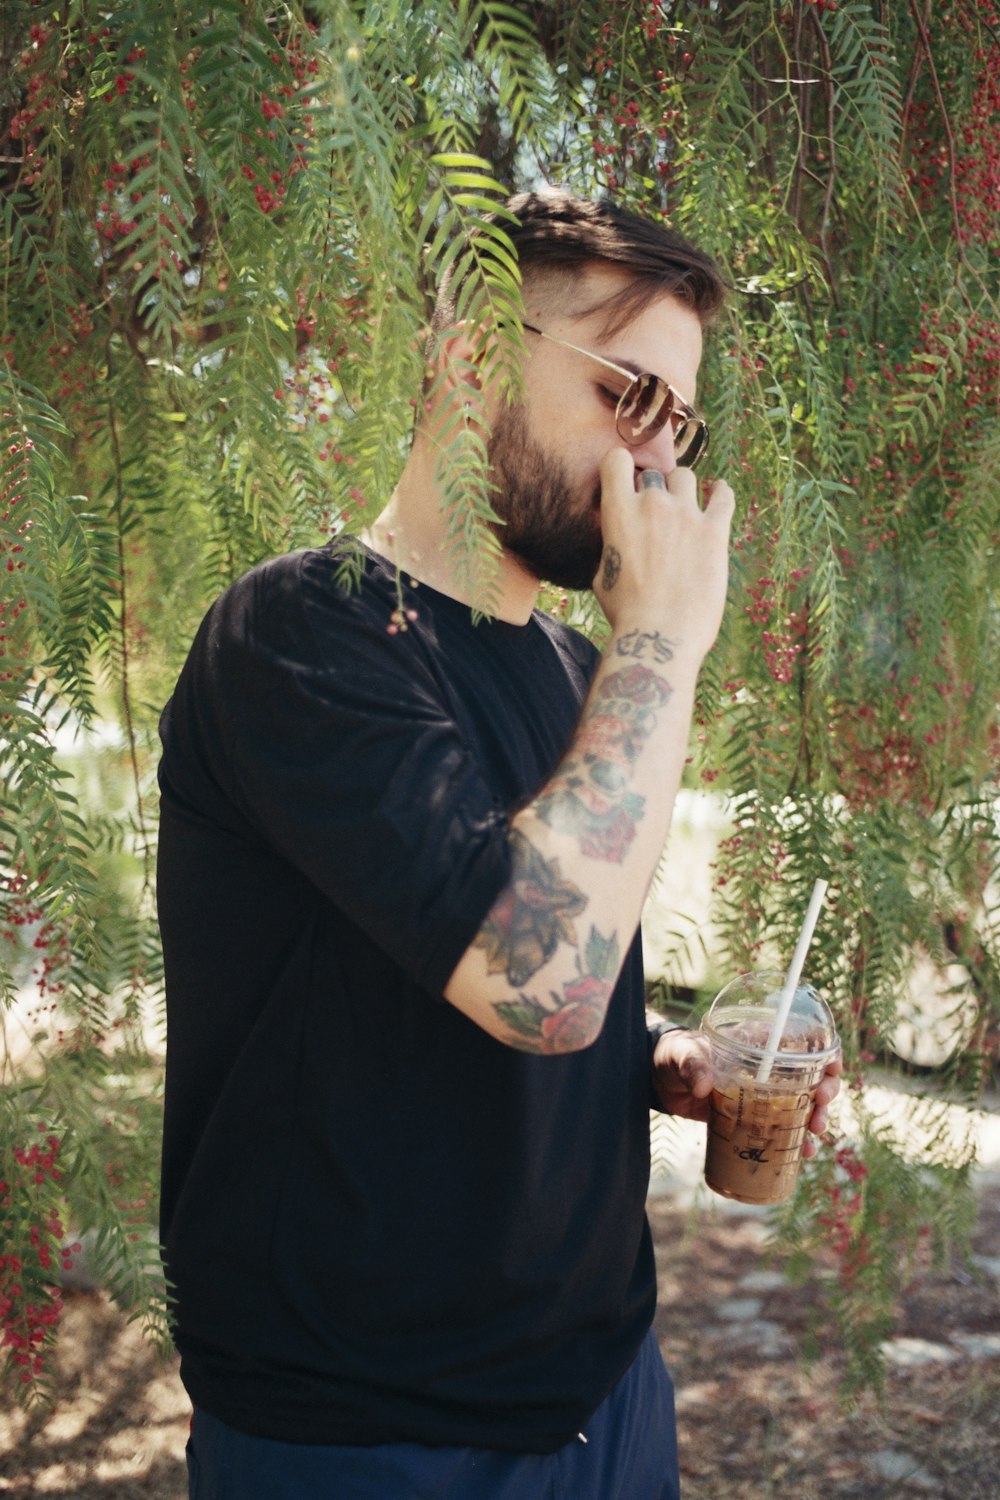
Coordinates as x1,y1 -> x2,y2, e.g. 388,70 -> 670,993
630,420 -> 677,476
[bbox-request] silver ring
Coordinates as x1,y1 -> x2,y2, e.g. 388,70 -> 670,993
640,469 -> 666,490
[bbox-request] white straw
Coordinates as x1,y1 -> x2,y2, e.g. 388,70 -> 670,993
756,878 -> 829,1082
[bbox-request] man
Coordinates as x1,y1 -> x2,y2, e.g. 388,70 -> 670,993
157,190 -> 840,1499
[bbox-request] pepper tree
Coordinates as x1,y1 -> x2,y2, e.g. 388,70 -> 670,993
1,0 -> 997,1404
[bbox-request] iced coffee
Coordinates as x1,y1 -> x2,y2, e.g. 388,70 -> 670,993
701,973 -> 839,1206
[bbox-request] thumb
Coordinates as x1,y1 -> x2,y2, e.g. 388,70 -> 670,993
678,1043 -> 715,1099
660,1030 -> 715,1097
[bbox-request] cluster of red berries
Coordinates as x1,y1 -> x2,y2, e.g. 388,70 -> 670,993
815,1144 -> 869,1283
1,859 -> 71,1003
6,22 -> 59,188
741,568 -> 816,686
591,0 -> 680,64
587,5 -> 693,196
0,887 -> 43,949
32,921 -> 70,1000
713,829 -> 789,937
951,1 -> 1000,245
386,607 -> 419,636
834,712 -> 927,811
918,309 -> 1000,426
274,280 -> 378,527
239,31 -> 317,215
901,3 -> 1000,246
0,1128 -> 79,1388
93,157 -> 145,246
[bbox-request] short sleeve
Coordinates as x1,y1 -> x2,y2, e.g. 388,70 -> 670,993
171,551 -> 513,996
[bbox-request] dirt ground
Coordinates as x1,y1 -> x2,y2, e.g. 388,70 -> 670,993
1,1183 -> 998,1499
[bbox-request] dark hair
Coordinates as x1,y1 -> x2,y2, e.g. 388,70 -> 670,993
431,189 -> 726,336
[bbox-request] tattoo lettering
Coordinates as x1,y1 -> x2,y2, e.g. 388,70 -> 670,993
615,628 -> 677,666
535,664 -> 673,863
495,925 -> 621,1054
475,829 -> 586,987
600,546 -> 622,591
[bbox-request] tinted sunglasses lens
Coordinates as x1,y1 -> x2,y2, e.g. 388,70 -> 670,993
616,374 -> 673,443
675,420 -> 708,469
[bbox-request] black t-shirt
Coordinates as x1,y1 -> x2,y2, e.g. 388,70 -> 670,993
157,543 -> 657,1453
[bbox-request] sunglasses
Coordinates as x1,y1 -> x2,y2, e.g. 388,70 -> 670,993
522,322 -> 709,469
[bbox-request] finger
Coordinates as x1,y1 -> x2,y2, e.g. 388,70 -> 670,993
664,464 -> 698,505
673,1037 -> 715,1098
814,1072 -> 842,1110
639,468 -> 667,492
599,446 -> 636,497
652,1030 -> 715,1098
700,477 -> 736,519
683,1058 -> 716,1099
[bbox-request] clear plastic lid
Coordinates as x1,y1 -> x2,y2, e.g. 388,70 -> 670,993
701,971 -> 839,1060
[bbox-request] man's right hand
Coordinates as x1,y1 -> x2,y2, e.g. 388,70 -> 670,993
593,448 -> 734,665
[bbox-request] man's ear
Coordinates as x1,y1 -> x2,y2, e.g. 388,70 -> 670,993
428,322 -> 500,430
436,323 -> 486,392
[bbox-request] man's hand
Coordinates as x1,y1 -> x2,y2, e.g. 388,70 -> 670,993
650,1028 -> 843,1158
593,449 -> 735,663
801,1053 -> 842,1159
649,1028 -> 715,1123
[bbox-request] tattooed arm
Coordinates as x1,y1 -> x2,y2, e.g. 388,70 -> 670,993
444,452 -> 735,1053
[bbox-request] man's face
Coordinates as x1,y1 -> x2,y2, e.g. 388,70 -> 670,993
486,267 -> 704,592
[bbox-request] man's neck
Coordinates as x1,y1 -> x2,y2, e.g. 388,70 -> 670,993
363,460 -> 541,626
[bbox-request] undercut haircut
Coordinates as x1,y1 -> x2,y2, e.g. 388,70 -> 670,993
430,189 -> 727,339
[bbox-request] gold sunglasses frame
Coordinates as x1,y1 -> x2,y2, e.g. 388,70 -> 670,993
521,321 -> 709,469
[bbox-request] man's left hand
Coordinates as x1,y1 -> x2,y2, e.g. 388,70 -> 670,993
650,1028 -> 842,1158
650,1028 -> 715,1122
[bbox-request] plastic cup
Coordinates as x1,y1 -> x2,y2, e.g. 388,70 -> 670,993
701,972 -> 840,1205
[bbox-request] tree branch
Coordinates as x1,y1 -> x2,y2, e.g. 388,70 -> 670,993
807,5 -> 840,305
908,0 -> 968,266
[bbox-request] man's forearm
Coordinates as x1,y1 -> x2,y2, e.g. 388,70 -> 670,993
444,626 -> 702,1052
446,451 -> 734,1051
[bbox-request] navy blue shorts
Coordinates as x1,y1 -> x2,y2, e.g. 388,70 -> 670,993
186,1327 -> 679,1500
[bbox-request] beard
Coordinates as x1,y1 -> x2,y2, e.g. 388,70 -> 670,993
486,401 -> 604,592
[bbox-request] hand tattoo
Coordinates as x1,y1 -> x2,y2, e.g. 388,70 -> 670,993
600,546 -> 622,590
